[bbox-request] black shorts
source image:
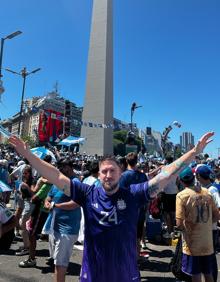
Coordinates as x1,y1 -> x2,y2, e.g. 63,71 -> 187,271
182,253 -> 215,275
137,206 -> 147,239
162,193 -> 176,212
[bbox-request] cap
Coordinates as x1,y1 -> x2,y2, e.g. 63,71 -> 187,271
0,159 -> 8,167
195,164 -> 215,180
179,167 -> 194,182
17,160 -> 25,166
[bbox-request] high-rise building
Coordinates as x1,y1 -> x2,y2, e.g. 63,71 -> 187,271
80,0 -> 113,156
180,132 -> 194,152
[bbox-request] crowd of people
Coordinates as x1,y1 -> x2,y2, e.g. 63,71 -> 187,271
0,132 -> 220,282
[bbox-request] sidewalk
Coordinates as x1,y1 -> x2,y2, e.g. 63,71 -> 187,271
0,236 -> 176,282
139,242 -> 175,281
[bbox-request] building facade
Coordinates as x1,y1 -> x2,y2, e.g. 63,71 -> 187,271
64,100 -> 83,137
180,132 -> 194,152
0,91 -> 83,144
139,127 -> 163,156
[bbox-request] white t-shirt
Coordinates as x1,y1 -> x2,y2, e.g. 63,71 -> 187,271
164,177 -> 178,194
0,202 -> 13,224
83,176 -> 100,186
208,185 -> 220,230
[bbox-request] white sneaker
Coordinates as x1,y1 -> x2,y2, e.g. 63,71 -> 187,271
19,258 -> 36,268
15,248 -> 29,256
74,244 -> 84,251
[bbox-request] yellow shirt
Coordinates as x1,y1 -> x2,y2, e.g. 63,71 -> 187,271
176,187 -> 217,256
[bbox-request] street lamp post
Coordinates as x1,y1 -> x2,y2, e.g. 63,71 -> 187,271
5,67 -> 41,136
0,31 -> 22,96
130,102 -> 142,131
126,102 -> 142,149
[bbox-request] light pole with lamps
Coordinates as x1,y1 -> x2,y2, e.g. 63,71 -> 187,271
5,67 -> 41,136
126,102 -> 142,149
0,31 -> 22,97
130,102 -> 142,132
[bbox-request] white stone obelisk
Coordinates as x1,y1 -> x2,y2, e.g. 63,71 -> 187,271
80,0 -> 113,156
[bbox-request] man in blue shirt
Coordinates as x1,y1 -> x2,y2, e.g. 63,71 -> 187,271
44,159 -> 81,282
119,152 -> 148,259
119,153 -> 147,188
9,132 -> 214,282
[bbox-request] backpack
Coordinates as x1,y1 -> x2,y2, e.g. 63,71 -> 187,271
170,237 -> 192,282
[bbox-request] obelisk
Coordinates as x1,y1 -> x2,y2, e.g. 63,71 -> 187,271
80,0 -> 113,156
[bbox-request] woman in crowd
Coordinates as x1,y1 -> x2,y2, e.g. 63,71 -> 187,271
15,165 -> 35,256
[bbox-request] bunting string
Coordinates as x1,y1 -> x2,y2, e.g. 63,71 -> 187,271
36,109 -> 134,130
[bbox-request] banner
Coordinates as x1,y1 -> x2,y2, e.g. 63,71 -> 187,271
38,110 -> 63,142
37,109 -> 132,133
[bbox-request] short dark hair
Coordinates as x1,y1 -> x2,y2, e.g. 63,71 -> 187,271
89,160 -> 99,174
165,156 -> 173,164
43,155 -> 52,163
126,152 -> 138,167
214,169 -> 220,179
99,155 -> 121,169
180,177 -> 195,186
117,156 -> 127,170
57,158 -> 73,169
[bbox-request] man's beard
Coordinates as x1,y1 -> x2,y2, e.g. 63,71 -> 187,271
102,181 -> 119,194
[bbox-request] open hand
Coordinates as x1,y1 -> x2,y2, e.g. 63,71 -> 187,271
194,132 -> 214,155
9,135 -> 30,158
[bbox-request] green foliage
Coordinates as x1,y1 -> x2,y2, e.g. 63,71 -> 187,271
113,130 -> 142,156
22,135 -> 37,148
113,138 -> 125,156
135,136 -> 142,151
113,130 -> 127,143
2,139 -> 9,145
113,130 -> 127,156
174,146 -> 183,159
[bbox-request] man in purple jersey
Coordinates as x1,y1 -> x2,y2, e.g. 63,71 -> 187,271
9,132 -> 214,282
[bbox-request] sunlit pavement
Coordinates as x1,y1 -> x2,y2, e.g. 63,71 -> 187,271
0,236 -> 179,282
2,201 -> 220,281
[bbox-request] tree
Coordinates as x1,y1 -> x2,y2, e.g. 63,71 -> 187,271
113,130 -> 127,156
114,130 -> 127,143
22,135 -> 37,148
113,138 -> 125,156
174,145 -> 183,159
113,130 -> 143,156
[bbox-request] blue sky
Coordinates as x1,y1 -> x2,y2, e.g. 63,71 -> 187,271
0,0 -> 220,157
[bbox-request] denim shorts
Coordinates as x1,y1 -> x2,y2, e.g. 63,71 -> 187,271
22,200 -> 35,216
182,253 -> 215,276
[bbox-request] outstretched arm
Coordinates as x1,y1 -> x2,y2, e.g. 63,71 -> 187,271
9,136 -> 71,196
148,131 -> 214,198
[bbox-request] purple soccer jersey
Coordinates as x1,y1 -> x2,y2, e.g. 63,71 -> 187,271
70,180 -> 150,282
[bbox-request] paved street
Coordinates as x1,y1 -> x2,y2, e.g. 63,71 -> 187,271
0,236 -> 177,282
